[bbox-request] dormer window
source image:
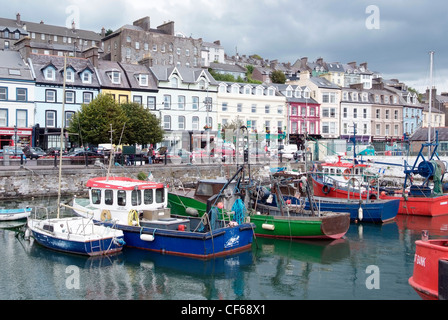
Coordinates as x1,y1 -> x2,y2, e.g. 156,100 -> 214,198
286,89 -> 292,98
81,70 -> 92,84
170,77 -> 179,88
137,74 -> 148,86
65,68 -> 75,82
198,79 -> 206,90
294,89 -> 301,98
108,71 -> 120,84
255,86 -> 263,95
44,67 -> 55,80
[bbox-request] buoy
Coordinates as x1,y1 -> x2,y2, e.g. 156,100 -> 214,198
140,234 -> 155,242
217,202 -> 224,209
358,206 -> 363,221
178,224 -> 186,231
262,223 -> 275,231
185,207 -> 199,217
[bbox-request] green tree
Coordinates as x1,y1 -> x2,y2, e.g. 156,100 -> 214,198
120,102 -> 164,145
270,70 -> 286,84
67,94 -> 128,145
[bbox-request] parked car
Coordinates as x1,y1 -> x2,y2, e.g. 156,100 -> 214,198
23,146 -> 47,159
278,144 -> 298,160
65,151 -> 104,164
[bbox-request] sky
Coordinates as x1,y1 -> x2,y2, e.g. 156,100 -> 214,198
2,0 -> 447,93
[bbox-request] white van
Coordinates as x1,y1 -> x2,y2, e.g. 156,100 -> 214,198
278,144 -> 298,160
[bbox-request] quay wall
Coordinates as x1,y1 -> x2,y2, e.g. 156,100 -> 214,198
0,162 -> 304,200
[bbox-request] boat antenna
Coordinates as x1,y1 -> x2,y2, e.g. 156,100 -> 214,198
57,53 -> 67,219
428,51 -> 434,158
106,124 -> 114,180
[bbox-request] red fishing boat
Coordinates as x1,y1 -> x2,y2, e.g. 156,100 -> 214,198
409,233 -> 448,300
312,134 -> 448,217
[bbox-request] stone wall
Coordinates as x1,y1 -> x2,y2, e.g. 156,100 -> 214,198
0,163 -> 302,200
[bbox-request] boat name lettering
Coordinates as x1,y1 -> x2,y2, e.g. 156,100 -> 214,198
414,254 -> 426,267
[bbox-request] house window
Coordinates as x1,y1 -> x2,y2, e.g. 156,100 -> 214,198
46,90 -> 56,102
376,124 -> 380,135
65,69 -> 74,82
237,103 -> 243,113
385,110 -> 390,119
178,95 -> 185,109
0,109 -> 7,126
363,109 -> 367,119
265,105 -> 270,114
394,110 -> 399,120
138,74 -> 148,86
171,77 -> 179,88
376,109 -> 380,119
353,108 -> 357,119
0,87 -> 7,100
222,102 -> 228,112
192,96 -> 199,110
163,95 -> 171,109
251,104 -> 257,113
147,96 -> 156,110
83,92 -> 93,104
163,115 -> 171,130
133,96 -> 142,105
46,111 -> 56,128
192,116 -> 199,130
65,91 -> 75,104
44,67 -> 55,80
109,71 -> 120,84
65,111 -> 75,127
178,116 -> 185,130
81,71 -> 92,84
16,110 -> 27,127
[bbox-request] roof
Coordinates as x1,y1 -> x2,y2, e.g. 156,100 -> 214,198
309,76 -> 340,89
95,60 -> 130,89
28,53 -> 100,86
0,51 -> 33,81
0,17 -> 100,41
117,63 -> 158,91
150,65 -> 218,86
86,176 -> 165,190
410,127 -> 448,141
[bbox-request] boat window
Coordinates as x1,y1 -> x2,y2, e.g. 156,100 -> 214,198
91,189 -> 101,204
105,190 -> 113,205
155,188 -> 165,203
196,183 -> 213,196
337,169 -> 342,176
144,189 -> 153,204
330,168 -> 335,174
117,190 -> 126,206
131,190 -> 142,206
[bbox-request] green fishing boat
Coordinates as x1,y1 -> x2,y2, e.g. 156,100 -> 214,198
168,166 -> 350,240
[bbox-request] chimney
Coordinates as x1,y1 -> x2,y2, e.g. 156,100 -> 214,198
348,61 -> 356,68
300,57 -> 308,69
138,54 -> 153,67
157,21 -> 174,36
83,47 -> 99,67
360,62 -> 368,70
72,20 -> 76,30
133,17 -> 150,32
101,27 -> 106,38
213,40 -> 221,46
316,57 -> 323,66
16,13 -> 21,25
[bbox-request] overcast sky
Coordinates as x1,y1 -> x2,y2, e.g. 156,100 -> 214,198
2,0 -> 447,93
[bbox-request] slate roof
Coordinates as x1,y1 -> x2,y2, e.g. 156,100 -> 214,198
117,63 -> 158,91
0,17 -> 100,41
0,50 -> 33,81
150,65 -> 218,86
410,127 -> 448,141
28,53 -> 100,87
95,60 -> 130,89
309,76 -> 340,89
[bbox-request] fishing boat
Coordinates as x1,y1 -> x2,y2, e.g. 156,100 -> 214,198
170,168 -> 350,240
305,196 -> 399,223
312,137 -> 448,217
26,54 -> 125,257
408,231 -> 448,300
0,207 -> 31,221
70,175 -> 254,259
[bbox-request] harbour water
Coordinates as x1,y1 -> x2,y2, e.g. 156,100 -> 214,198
1,195 -> 443,301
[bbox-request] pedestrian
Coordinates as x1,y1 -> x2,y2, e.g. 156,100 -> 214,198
147,147 -> 153,164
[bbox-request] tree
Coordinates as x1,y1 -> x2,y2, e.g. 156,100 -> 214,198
67,94 -> 128,145
120,102 -> 164,146
270,70 -> 286,84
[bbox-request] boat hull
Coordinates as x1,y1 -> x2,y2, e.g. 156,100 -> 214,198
305,197 -> 399,223
29,227 -> 123,257
312,175 -> 448,217
101,220 -> 254,259
249,205 -> 350,240
0,208 -> 31,221
409,239 -> 448,300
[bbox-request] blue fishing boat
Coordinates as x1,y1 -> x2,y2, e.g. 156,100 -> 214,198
70,176 -> 254,259
0,207 -> 31,221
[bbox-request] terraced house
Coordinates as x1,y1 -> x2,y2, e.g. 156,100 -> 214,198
27,52 -> 100,150
0,50 -> 34,149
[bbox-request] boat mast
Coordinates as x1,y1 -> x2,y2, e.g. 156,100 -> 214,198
428,51 -> 434,158
56,54 -> 67,219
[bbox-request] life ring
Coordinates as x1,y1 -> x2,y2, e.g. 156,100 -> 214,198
128,209 -> 140,226
322,185 -> 330,195
343,169 -> 351,180
101,209 -> 111,221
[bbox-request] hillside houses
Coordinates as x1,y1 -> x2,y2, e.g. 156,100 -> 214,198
0,12 -> 444,154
